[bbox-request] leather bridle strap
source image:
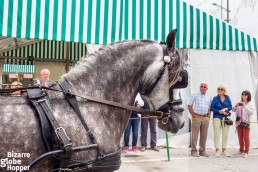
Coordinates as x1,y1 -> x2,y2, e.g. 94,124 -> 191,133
0,86 -> 169,118
59,81 -> 101,157
140,43 -> 170,96
140,64 -> 166,96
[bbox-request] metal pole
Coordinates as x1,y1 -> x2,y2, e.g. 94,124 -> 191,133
0,61 -> 2,89
227,0 -> 229,23
166,132 -> 170,161
65,42 -> 70,72
221,0 -> 222,19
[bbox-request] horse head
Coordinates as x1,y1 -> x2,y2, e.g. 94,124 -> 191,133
139,29 -> 186,133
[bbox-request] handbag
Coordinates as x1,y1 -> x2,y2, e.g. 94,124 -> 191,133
240,122 -> 250,128
239,106 -> 250,128
224,117 -> 233,126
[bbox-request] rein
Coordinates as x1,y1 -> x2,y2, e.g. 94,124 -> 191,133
0,85 -> 172,120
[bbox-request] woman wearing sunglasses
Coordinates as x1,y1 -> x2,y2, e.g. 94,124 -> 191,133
232,90 -> 254,158
211,85 -> 232,157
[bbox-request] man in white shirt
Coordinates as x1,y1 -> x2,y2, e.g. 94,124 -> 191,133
188,82 -> 212,157
34,69 -> 55,87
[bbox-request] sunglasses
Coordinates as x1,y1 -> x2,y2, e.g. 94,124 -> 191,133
242,93 -> 247,96
217,88 -> 224,91
200,86 -> 207,88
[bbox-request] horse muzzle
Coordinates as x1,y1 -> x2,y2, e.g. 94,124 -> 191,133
157,105 -> 185,134
157,98 -> 184,115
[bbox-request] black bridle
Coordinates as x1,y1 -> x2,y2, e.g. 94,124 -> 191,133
140,42 -> 184,124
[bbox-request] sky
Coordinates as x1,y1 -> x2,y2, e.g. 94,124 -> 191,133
183,0 -> 258,38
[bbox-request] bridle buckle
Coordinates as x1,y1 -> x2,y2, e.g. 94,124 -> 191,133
157,111 -> 164,119
161,117 -> 169,124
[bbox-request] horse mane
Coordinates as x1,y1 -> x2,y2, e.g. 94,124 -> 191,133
62,39 -> 183,90
62,40 -> 156,82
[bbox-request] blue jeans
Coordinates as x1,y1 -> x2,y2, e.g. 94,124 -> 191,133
124,119 -> 140,147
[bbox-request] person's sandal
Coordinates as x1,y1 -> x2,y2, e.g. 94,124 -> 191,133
191,152 -> 199,157
151,146 -> 160,152
199,152 -> 209,157
140,146 -> 146,152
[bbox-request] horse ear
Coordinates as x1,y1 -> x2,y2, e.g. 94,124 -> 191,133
166,29 -> 177,50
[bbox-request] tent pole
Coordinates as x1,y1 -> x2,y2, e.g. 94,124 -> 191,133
165,132 -> 170,161
0,60 -> 2,89
227,0 -> 229,23
220,0 -> 222,20
65,42 -> 70,72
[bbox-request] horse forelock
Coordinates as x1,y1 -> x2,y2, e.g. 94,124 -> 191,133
168,49 -> 183,88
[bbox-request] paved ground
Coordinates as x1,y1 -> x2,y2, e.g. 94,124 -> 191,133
118,147 -> 258,172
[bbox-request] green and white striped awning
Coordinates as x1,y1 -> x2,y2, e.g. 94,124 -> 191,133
2,64 -> 35,73
1,40 -> 87,64
0,0 -> 257,51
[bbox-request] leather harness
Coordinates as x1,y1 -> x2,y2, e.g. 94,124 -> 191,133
26,82 -> 123,172
27,88 -> 73,170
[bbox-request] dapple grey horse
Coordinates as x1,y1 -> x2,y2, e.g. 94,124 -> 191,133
0,30 -> 185,172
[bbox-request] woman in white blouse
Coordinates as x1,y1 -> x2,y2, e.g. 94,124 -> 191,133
232,90 -> 254,158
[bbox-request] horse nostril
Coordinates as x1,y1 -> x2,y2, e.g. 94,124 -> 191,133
180,122 -> 185,129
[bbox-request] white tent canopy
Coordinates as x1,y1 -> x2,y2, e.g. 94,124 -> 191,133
184,49 -> 258,148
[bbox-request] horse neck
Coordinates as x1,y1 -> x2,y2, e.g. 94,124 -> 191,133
60,42 -> 162,153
